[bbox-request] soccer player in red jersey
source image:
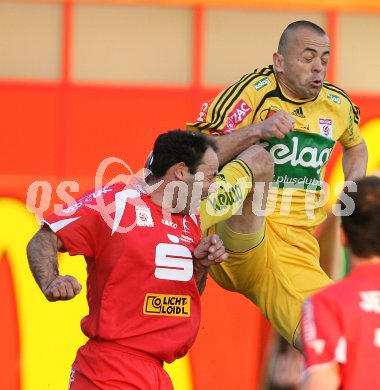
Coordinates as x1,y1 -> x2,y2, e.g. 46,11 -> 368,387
26,130 -> 228,390
300,176 -> 380,389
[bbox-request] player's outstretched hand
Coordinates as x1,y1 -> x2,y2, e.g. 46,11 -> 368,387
194,233 -> 228,268
254,109 -> 295,140
43,275 -> 82,302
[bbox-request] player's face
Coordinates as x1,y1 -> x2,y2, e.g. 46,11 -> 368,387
275,28 -> 330,99
186,147 -> 219,214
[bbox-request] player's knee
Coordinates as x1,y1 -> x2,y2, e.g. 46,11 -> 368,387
236,145 -> 274,184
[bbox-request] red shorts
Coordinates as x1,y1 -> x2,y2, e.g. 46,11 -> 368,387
68,340 -> 174,390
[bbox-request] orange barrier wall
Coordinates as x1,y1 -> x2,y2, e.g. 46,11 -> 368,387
1,78 -> 380,389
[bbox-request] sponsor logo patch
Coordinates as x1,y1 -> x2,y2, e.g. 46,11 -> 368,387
260,132 -> 335,190
327,93 -> 341,104
223,99 -> 252,131
196,100 -> 212,122
206,182 -> 245,213
144,293 -> 190,317
60,186 -> 113,214
253,77 -> 271,90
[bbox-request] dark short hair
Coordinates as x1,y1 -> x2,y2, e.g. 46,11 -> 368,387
149,129 -> 218,178
278,20 -> 327,54
340,176 -> 380,258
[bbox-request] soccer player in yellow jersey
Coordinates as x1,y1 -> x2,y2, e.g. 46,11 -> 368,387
187,20 -> 368,349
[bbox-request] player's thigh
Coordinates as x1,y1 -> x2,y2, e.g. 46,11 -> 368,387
269,223 -> 333,296
250,223 -> 332,345
209,223 -> 267,294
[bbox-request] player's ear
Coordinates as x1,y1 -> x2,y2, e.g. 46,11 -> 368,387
173,162 -> 189,181
273,52 -> 284,72
339,226 -> 348,247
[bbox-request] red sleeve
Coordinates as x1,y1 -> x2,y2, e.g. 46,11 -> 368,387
42,186 -> 115,257
43,212 -> 101,258
301,293 -> 346,370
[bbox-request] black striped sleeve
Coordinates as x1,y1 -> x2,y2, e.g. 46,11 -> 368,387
194,67 -> 274,131
324,82 -> 360,125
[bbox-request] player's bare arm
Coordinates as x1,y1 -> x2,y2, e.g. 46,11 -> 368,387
193,233 -> 228,294
342,139 -> 368,182
212,110 -> 294,165
27,226 -> 82,302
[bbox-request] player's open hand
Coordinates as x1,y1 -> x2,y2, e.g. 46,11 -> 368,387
254,109 -> 294,140
43,275 -> 82,302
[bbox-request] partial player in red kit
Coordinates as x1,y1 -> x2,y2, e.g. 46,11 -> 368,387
300,176 -> 380,390
26,130 -> 228,390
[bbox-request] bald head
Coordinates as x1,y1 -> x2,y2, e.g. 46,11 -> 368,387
278,21 -> 327,55
273,20 -> 330,99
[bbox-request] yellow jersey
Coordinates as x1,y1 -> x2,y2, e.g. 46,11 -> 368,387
187,66 -> 363,229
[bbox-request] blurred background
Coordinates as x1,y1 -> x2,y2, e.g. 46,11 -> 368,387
1,0 -> 380,389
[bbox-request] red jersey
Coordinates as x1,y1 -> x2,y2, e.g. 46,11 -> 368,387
301,263 -> 380,389
43,182 -> 202,363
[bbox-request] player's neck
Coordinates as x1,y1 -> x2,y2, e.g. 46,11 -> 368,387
351,255 -> 380,268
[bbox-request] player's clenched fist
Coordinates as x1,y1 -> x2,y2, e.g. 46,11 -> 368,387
193,233 -> 228,294
194,233 -> 228,268
43,275 -> 82,302
253,109 -> 295,140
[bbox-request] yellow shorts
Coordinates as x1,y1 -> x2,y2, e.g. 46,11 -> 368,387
200,158 -> 332,345
208,220 -> 333,346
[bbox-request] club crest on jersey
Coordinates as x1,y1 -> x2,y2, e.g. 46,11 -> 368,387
319,118 -> 333,139
223,99 -> 252,130
135,206 -> 154,227
260,106 -> 279,121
